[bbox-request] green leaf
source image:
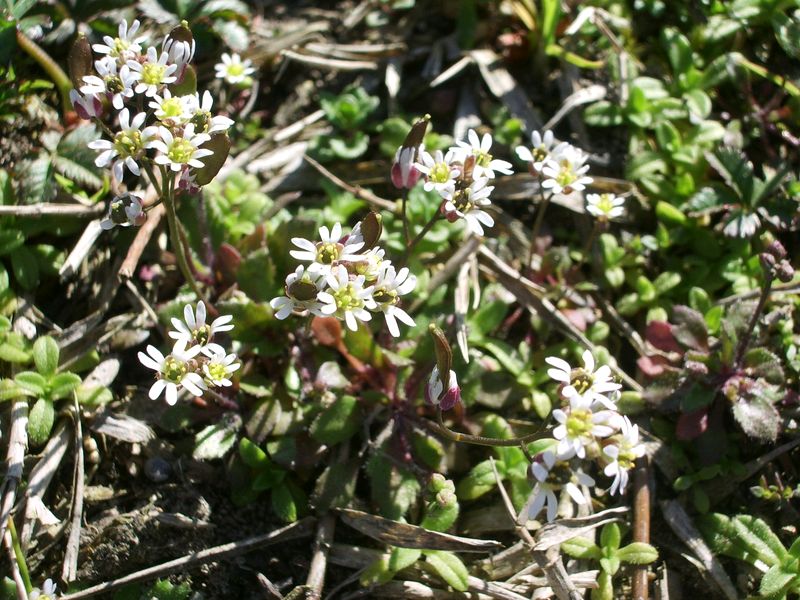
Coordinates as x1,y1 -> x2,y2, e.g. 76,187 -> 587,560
271,485 -> 297,522
420,498 -> 459,533
456,459 -> 504,500
0,229 -> 24,256
655,201 -> 687,226
600,523 -> 621,550
705,148 -> 754,204
0,342 -> 29,363
388,547 -> 422,572
424,550 -> 469,592
561,537 -> 601,560
312,459 -> 359,511
54,124 -> 104,189
366,453 -> 420,520
744,348 -> 785,385
653,271 -> 681,295
760,565 -> 796,598
32,336 -> 58,376
147,579 -> 192,600
583,101 -> 624,127
467,300 -> 507,339
239,437 -> 269,469
14,371 -> 46,397
684,89 -> 712,119
192,413 -> 241,460
732,396 -> 780,442
732,515 -> 786,565
27,397 -> 54,446
618,542 -> 659,564
688,287 -> 712,314
310,394 -> 360,445
9,246 -> 39,290
773,10 -> 800,60
48,372 -> 81,400
662,28 -> 693,77
672,305 -> 708,350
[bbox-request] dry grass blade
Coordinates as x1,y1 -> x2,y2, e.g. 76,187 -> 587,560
0,400 -> 29,546
0,203 -> 104,217
59,517 -> 317,599
337,508 -> 501,552
91,410 -> 155,444
660,499 -> 737,600
532,506 -> 629,551
62,398 -> 85,582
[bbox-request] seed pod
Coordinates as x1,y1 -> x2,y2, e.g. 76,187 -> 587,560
428,324 -> 452,390
358,211 -> 382,251
167,21 -> 194,47
401,114 -> 430,150
193,133 -> 230,186
287,279 -> 318,301
68,34 -> 93,89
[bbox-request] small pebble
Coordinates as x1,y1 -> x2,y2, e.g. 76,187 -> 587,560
144,456 -> 171,482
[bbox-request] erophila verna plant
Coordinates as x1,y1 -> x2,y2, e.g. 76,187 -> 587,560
5,4 -> 800,598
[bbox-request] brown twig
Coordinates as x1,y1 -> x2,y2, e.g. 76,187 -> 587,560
631,456 -> 651,600
59,517 -> 316,599
118,202 -> 165,281
303,154 -> 397,212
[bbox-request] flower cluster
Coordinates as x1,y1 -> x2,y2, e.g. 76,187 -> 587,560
270,215 -> 417,337
516,129 -> 593,195
29,579 -> 58,600
519,349 -> 645,523
138,301 -> 239,405
70,19 -> 233,228
390,123 -> 513,237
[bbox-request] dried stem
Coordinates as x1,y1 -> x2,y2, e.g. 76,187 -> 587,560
62,397 -> 85,582
0,204 -> 104,218
306,512 -> 336,599
0,400 -> 28,547
435,408 -> 548,449
631,456 -> 651,600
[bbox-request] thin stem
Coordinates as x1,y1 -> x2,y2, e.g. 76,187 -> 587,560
576,219 -> 602,273
142,161 -> 163,200
405,212 -> 439,258
16,30 -> 72,114
401,188 -> 410,246
7,517 -> 32,594
162,172 -> 202,298
527,190 -> 554,267
434,408 -> 549,448
734,274 -> 773,368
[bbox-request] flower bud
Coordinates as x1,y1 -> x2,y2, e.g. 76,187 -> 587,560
69,89 -> 102,120
428,473 -> 455,494
101,193 -> 145,230
425,365 -> 461,411
391,146 -> 422,189
776,261 -> 795,283
767,240 -> 787,260
760,252 -> 776,274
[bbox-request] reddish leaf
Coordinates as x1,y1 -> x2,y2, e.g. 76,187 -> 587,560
646,320 -> 682,353
215,243 -> 241,289
637,354 -> 674,378
676,408 -> 709,441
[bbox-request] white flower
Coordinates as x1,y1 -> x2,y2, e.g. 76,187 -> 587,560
545,349 -> 621,409
541,145 -> 592,195
29,578 -> 58,600
371,263 -> 416,337
270,265 -> 326,319
603,416 -> 645,495
149,89 -> 193,125
149,124 -> 213,172
163,35 -> 195,70
317,265 -> 376,331
519,451 -> 595,523
441,178 -> 495,236
415,148 -> 461,193
515,129 -> 562,174
127,46 -> 178,97
202,350 -> 240,387
186,90 -> 234,134
80,58 -> 136,109
352,247 -> 385,282
551,394 -> 617,459
100,192 -> 144,230
92,18 -> 147,60
425,365 -> 460,410
215,52 -> 255,85
69,89 -> 102,120
138,342 -> 205,405
586,193 -> 626,220
88,109 -> 157,181
168,300 -> 234,354
453,129 -> 513,179
290,223 -> 365,276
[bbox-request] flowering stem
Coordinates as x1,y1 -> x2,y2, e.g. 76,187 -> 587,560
527,190 -> 554,267
162,171 -> 202,299
401,188 -> 410,246
734,273 -> 773,368
405,212 -> 440,258
577,219 -> 602,271
15,29 -> 72,115
7,517 -> 32,594
435,408 -> 549,448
